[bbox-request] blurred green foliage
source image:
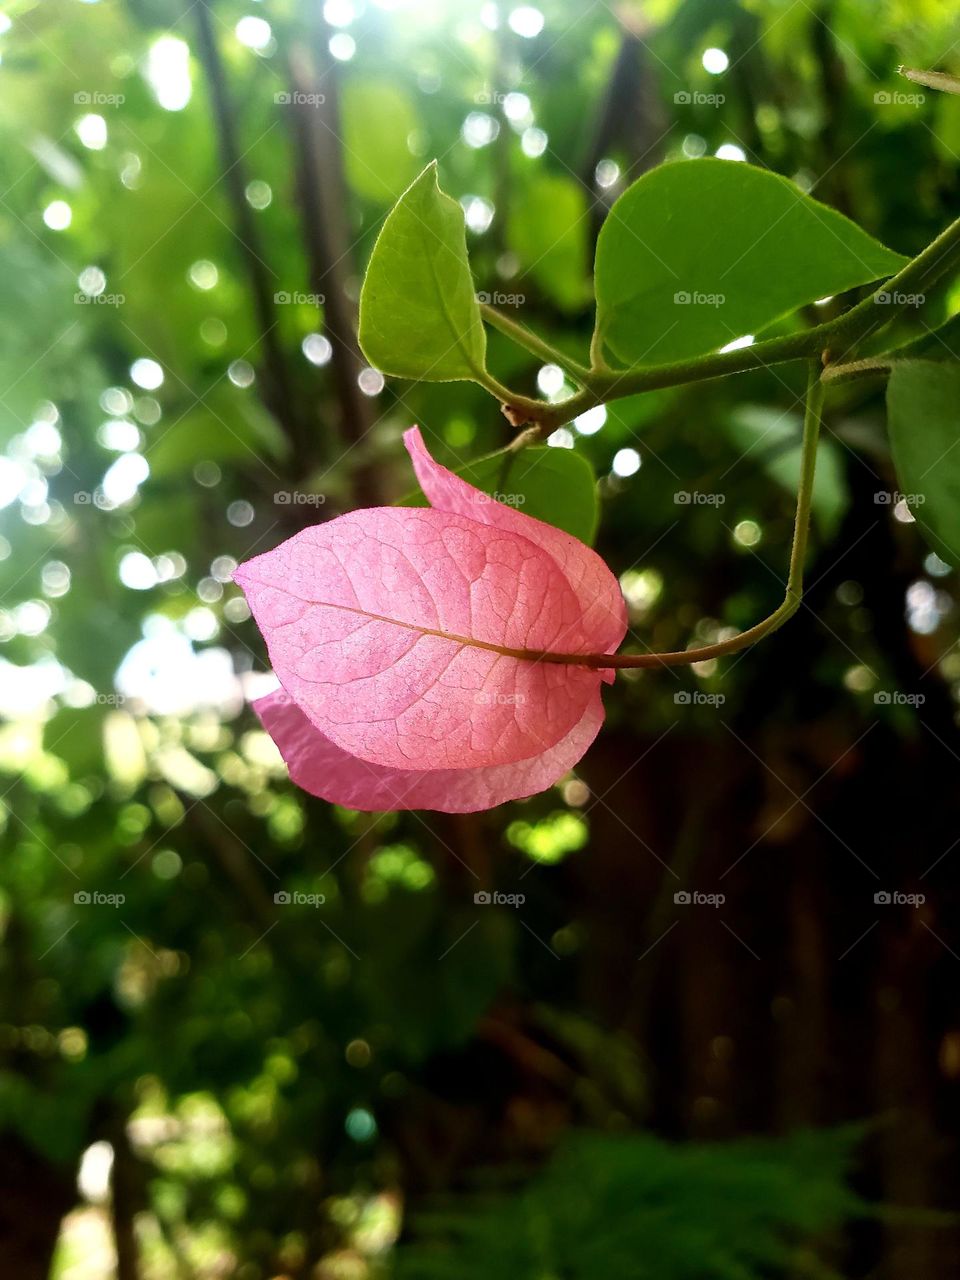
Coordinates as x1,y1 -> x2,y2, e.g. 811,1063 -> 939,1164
397,1126 -> 866,1279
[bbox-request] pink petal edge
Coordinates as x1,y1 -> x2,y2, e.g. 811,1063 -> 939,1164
236,427 -> 625,811
254,686 -> 604,813
403,425 -> 627,679
234,506 -> 603,772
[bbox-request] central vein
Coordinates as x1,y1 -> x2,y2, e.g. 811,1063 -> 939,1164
314,599 -> 606,668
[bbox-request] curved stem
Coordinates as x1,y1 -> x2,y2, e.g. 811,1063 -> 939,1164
535,362 -> 825,670
473,367 -> 548,420
443,207 -> 960,668
480,303 -> 591,383
589,325 -> 611,373
825,206 -> 960,347
530,325 -> 830,431
821,356 -> 893,384
493,205 -> 960,432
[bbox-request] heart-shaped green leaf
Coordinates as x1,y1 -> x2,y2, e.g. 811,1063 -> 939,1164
887,360 -> 960,564
594,158 -> 907,367
359,162 -> 487,382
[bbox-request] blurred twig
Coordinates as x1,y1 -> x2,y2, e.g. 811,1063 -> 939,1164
109,1111 -> 145,1280
194,0 -> 311,465
581,7 -> 666,183
286,34 -> 381,504
188,806 -> 278,931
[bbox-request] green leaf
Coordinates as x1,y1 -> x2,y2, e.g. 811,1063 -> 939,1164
404,445 -> 599,544
887,360 -> 960,564
340,79 -> 420,202
507,172 -> 590,312
359,162 -> 487,382
891,309 -> 960,362
594,157 -> 907,367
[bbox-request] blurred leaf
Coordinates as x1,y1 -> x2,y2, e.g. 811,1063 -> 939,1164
359,899 -> 513,1060
887,359 -> 960,563
0,235 -> 90,429
43,705 -> 107,777
892,310 -> 960,362
146,399 -> 285,478
593,158 -> 906,366
403,444 -> 599,543
341,79 -> 420,202
508,172 -> 590,312
727,404 -> 849,538
0,1074 -> 91,1165
396,1126 -> 866,1279
359,162 -> 487,381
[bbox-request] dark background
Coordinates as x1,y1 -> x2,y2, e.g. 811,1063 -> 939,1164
2,0 -> 960,1275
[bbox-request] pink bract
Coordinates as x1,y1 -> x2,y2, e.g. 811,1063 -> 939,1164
234,427 -> 626,813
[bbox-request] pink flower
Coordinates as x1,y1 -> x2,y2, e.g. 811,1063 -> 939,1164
235,427 -> 626,812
